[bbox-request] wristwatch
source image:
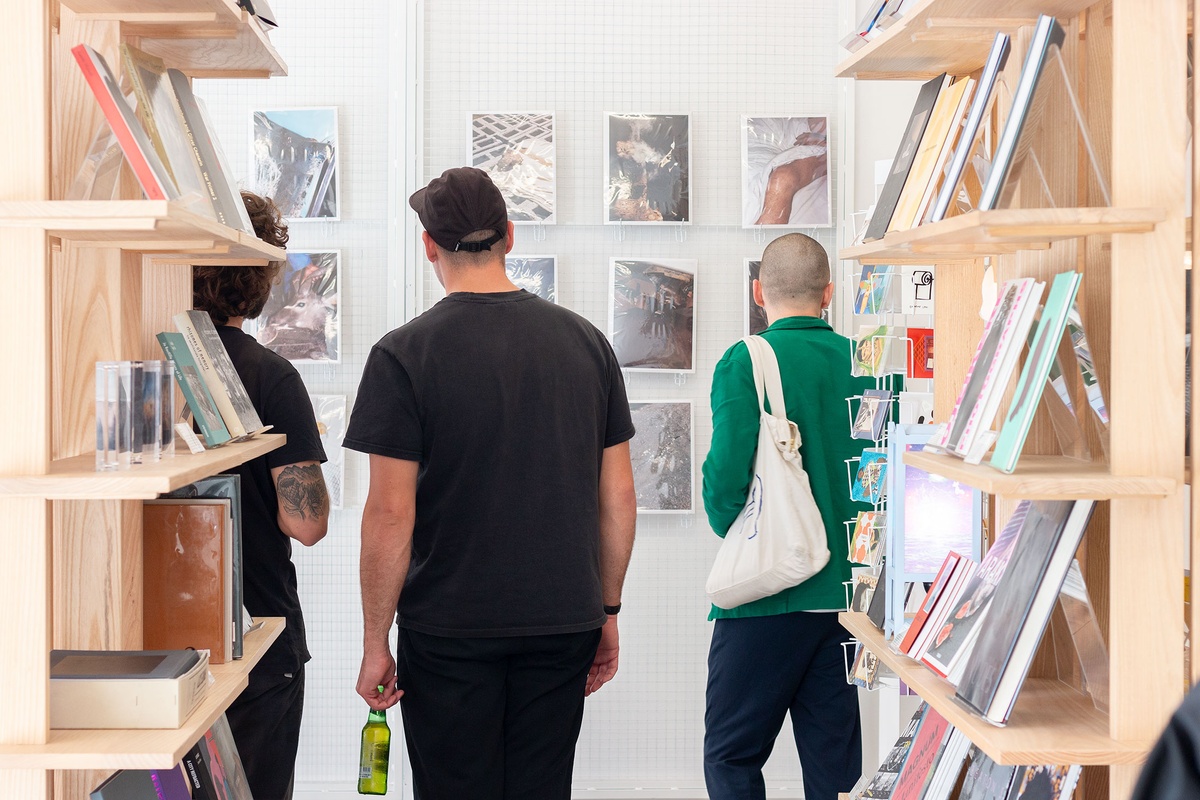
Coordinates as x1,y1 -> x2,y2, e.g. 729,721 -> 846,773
603,603 -> 622,616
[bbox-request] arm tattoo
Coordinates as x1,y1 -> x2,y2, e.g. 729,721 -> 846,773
277,463 -> 330,521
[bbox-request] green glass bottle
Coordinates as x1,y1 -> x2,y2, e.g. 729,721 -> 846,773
357,686 -> 391,795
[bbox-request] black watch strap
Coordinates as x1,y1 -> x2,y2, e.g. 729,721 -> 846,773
603,603 -> 621,616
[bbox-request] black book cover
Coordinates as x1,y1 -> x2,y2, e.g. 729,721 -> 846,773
182,738 -> 220,800
864,73 -> 946,241
867,563 -> 888,629
958,747 -> 1018,800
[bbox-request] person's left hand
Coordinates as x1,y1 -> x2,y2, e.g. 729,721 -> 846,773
586,616 -> 620,696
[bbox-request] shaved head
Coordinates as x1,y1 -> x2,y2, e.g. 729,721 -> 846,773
758,233 -> 831,308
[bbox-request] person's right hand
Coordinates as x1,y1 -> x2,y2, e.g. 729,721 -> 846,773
356,644 -> 403,710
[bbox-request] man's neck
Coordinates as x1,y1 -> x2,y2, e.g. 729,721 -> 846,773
764,306 -> 823,326
439,264 -> 520,295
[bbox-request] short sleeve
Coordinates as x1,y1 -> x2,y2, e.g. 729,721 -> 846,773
344,344 -> 423,462
263,369 -> 327,469
602,339 -> 636,448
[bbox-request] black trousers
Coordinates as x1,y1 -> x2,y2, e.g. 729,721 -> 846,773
704,612 -> 861,800
225,666 -> 305,800
396,627 -> 603,800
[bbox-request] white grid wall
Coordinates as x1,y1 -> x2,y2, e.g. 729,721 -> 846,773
196,0 -> 398,790
423,2 -> 839,792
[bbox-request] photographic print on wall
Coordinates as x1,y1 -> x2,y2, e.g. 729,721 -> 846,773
248,251 -> 340,363
605,113 -> 690,223
745,259 -> 768,336
471,112 -> 555,224
610,258 -> 696,372
505,256 -> 556,303
309,394 -> 345,509
251,107 -> 339,220
742,116 -> 831,228
628,401 -> 694,513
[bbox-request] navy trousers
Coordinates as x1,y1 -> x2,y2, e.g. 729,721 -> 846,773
704,611 -> 862,800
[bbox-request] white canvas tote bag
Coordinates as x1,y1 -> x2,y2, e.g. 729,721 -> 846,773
705,335 -> 831,609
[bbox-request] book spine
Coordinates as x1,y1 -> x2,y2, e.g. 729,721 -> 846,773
70,45 -> 168,201
183,742 -> 219,800
157,333 -> 232,446
166,71 -> 231,227
172,315 -> 248,438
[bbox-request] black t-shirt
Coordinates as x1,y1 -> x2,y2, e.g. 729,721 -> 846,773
217,325 -> 327,673
344,290 -> 635,637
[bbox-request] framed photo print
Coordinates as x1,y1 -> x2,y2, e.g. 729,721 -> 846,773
505,256 -> 556,303
628,400 -> 694,513
247,250 -> 340,363
742,115 -> 831,228
308,394 -> 346,509
251,107 -> 339,221
470,112 -> 556,224
610,258 -> 696,372
605,113 -> 690,224
745,259 -> 768,336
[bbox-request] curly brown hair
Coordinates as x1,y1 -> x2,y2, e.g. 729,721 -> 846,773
193,192 -> 290,324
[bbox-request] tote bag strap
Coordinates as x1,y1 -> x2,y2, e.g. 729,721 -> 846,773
741,335 -> 789,423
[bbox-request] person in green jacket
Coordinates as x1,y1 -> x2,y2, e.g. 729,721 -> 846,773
702,233 -> 877,800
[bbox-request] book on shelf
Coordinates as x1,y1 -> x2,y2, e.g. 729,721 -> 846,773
157,332 -> 233,448
90,765 -> 191,800
866,563 -> 888,630
920,728 -> 972,800
853,324 -> 899,377
70,44 -> 179,202
1003,764 -> 1082,800
852,448 -> 888,504
851,571 -> 879,612
931,33 -> 1011,222
958,748 -> 1018,800
850,510 -> 886,566
979,15 -> 1066,211
890,704 -> 952,800
855,264 -> 895,315
183,714 -> 254,800
864,74 -> 947,241
852,389 -> 893,441
923,504 -> 1030,683
174,310 -> 267,440
990,271 -> 1083,473
143,499 -> 235,664
912,557 -> 977,666
888,75 -> 976,234
850,642 -> 882,689
238,0 -> 279,28
906,328 -> 933,380
897,551 -> 960,654
957,500 -> 1096,725
930,278 -> 1045,460
50,648 -> 208,730
857,703 -> 925,799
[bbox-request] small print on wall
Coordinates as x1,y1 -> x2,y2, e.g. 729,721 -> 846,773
742,115 -> 831,228
248,251 -> 340,363
471,112 -> 556,224
629,401 -> 694,513
251,107 -> 339,220
309,394 -> 346,510
605,113 -> 690,223
610,258 -> 696,372
505,256 -> 556,303
745,259 -> 768,336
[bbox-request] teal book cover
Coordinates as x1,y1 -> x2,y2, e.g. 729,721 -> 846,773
989,271 -> 1081,473
157,331 -> 232,447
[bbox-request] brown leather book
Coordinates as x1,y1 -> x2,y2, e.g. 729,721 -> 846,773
143,499 -> 232,664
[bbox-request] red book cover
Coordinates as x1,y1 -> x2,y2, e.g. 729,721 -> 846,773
891,706 -> 952,800
907,327 -> 934,379
898,552 -> 959,654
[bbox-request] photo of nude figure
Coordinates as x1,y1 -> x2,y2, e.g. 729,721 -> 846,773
742,115 -> 831,228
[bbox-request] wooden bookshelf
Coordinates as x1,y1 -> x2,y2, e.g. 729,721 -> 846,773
839,208 -> 1164,264
901,451 -> 1177,499
0,200 -> 284,262
841,613 -> 1151,765
836,0 -> 1102,79
0,618 -> 284,770
0,434 -> 284,500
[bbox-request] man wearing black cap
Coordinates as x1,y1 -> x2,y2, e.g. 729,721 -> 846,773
345,167 -> 638,800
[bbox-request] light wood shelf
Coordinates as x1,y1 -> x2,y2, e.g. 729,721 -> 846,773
0,617 -> 284,770
0,434 -> 285,499
60,0 -> 286,78
840,612 -> 1152,765
902,450 -> 1176,499
839,208 -> 1164,264
835,0 -> 1100,80
0,200 -> 285,262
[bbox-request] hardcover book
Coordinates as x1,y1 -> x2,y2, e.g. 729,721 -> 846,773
852,389 -> 893,441
919,728 -> 972,800
51,649 -> 208,730
864,74 -> 947,241
957,501 -> 1096,724
958,747 -> 1018,800
898,552 -> 960,654
859,704 -> 925,798
90,766 -> 191,800
890,705 -> 952,800
1004,764 -> 1082,800
174,310 -> 266,440
157,332 -> 232,448
912,557 -> 977,663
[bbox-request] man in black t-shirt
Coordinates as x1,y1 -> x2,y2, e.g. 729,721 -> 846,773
346,167 -> 638,800
193,191 -> 330,800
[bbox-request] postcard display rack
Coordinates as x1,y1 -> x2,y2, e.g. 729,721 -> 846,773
836,1 -> 1188,799
0,3 -> 289,798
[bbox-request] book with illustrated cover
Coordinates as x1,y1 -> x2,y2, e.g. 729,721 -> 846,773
859,704 -> 925,798
957,500 -> 1095,724
865,74 -> 948,241
919,728 -> 972,800
931,33 -> 1011,222
855,264 -> 894,314
1004,764 -> 1082,800
866,563 -> 888,629
183,714 -> 253,800
850,510 -> 885,565
912,558 -> 977,663
157,332 -> 232,448
898,552 -> 960,654
70,44 -> 179,202
958,747 -> 1018,800
174,310 -> 266,440
924,503 -> 1030,682
852,449 -> 888,504
991,272 -> 1083,473
851,572 -> 878,612
852,389 -> 893,441
854,324 -> 897,377
891,705 -> 953,800
906,328 -> 933,379
1066,302 -> 1108,426
90,766 -> 190,799
850,642 -> 882,689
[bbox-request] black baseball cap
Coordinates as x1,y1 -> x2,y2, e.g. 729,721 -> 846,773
408,167 -> 508,253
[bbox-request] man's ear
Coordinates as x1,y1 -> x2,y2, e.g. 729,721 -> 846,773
752,278 -> 766,308
504,221 -> 516,255
421,231 -> 439,263
821,281 -> 835,309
